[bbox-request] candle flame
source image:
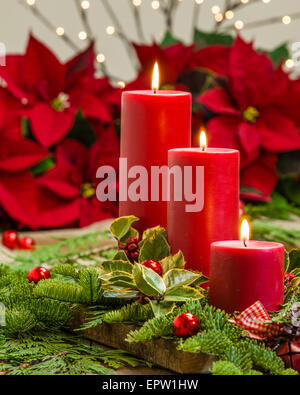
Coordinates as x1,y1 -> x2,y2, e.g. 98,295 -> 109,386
152,62 -> 160,92
240,219 -> 250,244
200,130 -> 207,150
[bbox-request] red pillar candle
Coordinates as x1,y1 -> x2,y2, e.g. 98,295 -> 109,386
167,136 -> 239,276
119,64 -> 191,232
210,220 -> 284,313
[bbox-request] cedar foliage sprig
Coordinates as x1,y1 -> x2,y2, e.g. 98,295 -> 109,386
126,300 -> 297,375
12,231 -> 112,269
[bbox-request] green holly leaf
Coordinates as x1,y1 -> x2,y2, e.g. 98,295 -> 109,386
103,288 -> 140,299
139,233 -> 170,263
101,260 -> 133,274
147,300 -> 176,317
164,286 -> 203,302
163,269 -> 204,289
161,250 -> 185,274
142,226 -> 167,242
110,216 -> 139,242
268,43 -> 289,67
133,263 -> 166,297
194,29 -> 233,48
107,277 -> 136,289
113,250 -> 131,263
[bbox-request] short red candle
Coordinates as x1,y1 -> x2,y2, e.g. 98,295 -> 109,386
167,148 -> 239,276
120,90 -> 191,232
210,240 -> 284,313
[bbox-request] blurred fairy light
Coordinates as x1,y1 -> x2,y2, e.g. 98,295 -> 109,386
235,20 -> 244,30
285,59 -> 294,69
26,0 -> 35,5
96,53 -> 106,63
78,31 -> 88,40
215,13 -> 223,23
132,0 -> 142,6
262,0 -> 271,3
81,1 -> 90,10
151,1 -> 160,10
282,15 -> 291,25
195,0 -> 204,4
106,25 -> 115,35
225,10 -> 234,20
117,81 -> 126,89
56,27 -> 65,36
211,5 -> 221,15
240,0 -> 249,4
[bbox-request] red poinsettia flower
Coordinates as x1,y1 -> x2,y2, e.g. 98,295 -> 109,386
0,121 -> 47,228
37,125 -> 119,228
199,36 -> 300,200
0,35 -> 114,148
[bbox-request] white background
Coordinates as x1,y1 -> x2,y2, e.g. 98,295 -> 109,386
0,0 -> 299,81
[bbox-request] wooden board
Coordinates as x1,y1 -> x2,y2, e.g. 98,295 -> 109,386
71,310 -> 216,374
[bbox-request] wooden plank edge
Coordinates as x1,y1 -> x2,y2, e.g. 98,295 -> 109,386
70,309 -> 216,374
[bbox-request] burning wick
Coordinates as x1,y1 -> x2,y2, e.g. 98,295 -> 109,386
152,62 -> 159,95
240,219 -> 250,248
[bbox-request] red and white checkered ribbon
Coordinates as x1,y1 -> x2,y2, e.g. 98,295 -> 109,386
229,301 -> 283,340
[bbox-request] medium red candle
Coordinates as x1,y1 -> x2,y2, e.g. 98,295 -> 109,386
119,63 -> 191,232
210,219 -> 284,313
167,133 -> 240,276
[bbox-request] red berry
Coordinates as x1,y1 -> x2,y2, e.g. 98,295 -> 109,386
141,259 -> 163,276
285,273 -> 295,283
2,230 -> 18,249
124,249 -> 130,257
127,237 -> 138,246
131,252 -> 139,261
27,267 -> 51,284
173,313 -> 200,338
128,243 -> 137,252
18,237 -> 35,250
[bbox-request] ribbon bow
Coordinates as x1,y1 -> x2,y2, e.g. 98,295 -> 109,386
229,301 -> 283,340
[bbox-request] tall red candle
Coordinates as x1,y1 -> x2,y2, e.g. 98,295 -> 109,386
210,240 -> 284,313
167,145 -> 239,276
120,86 -> 191,232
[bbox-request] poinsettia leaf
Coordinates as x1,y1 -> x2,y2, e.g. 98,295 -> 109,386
160,32 -> 181,48
161,250 -> 185,274
147,299 -> 176,317
279,178 -> 300,205
110,216 -> 139,241
100,260 -> 133,274
139,233 -> 170,263
288,249 -> 300,271
164,286 -> 203,302
133,263 -> 166,297
30,157 -> 55,177
277,151 -> 300,177
194,29 -> 233,48
103,288 -> 140,299
163,269 -> 203,290
268,43 -> 289,67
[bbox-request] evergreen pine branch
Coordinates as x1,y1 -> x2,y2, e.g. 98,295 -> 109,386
103,302 -> 153,325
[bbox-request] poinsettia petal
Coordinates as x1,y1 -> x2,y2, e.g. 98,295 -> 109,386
0,171 -> 38,228
37,187 -> 80,228
229,36 -> 274,110
78,197 -> 117,228
260,108 -> 300,152
28,103 -> 75,148
241,152 -> 278,200
207,115 -> 240,149
23,35 -> 66,99
189,45 -> 231,76
69,91 -> 112,123
66,42 -> 95,89
237,121 -> 261,166
199,88 -> 239,115
0,137 -> 47,172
